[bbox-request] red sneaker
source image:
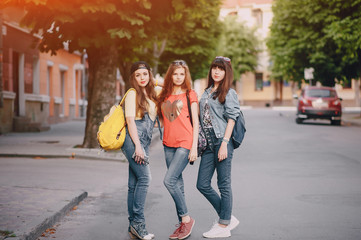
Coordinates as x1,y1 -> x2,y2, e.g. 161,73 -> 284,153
177,217 -> 195,240
169,224 -> 182,239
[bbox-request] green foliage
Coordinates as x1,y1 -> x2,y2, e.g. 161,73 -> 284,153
158,0 -> 222,80
217,16 -> 260,81
267,0 -> 361,86
0,0 -> 154,55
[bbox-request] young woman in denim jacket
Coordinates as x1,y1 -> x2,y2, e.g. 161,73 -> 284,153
121,61 -> 158,240
197,56 -> 241,238
157,60 -> 198,240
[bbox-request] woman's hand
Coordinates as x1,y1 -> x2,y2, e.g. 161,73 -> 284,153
134,144 -> 145,164
218,142 -> 228,161
188,147 -> 197,164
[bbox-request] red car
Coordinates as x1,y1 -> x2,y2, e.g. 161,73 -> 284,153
295,86 -> 342,125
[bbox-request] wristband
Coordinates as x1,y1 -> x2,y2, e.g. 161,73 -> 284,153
222,138 -> 229,144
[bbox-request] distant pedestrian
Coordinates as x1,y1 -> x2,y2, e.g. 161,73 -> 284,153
197,56 -> 241,238
121,61 -> 158,240
157,60 -> 198,240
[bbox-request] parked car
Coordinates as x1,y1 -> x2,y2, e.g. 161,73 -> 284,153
294,86 -> 342,125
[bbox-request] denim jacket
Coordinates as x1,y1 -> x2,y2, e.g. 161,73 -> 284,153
199,87 -> 240,139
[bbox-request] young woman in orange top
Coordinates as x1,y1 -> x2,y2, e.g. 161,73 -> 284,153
157,60 -> 198,240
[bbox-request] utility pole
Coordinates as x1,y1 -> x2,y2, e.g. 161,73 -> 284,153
0,10 -> 4,108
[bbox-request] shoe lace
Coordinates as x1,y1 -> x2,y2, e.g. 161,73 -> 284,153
133,222 -> 148,237
178,222 -> 186,233
172,223 -> 182,234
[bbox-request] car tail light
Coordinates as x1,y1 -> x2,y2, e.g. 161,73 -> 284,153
300,98 -> 312,106
299,98 -> 312,112
333,99 -> 341,106
329,99 -> 342,115
330,99 -> 341,107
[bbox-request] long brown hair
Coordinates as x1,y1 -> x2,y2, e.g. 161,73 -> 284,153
207,57 -> 234,104
157,60 -> 192,120
129,69 -> 158,118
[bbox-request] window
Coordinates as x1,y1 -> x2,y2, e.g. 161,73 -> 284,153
228,11 -> 237,16
343,79 -> 352,89
305,89 -> 336,98
252,9 -> 263,28
60,71 -> 66,116
46,67 -> 52,96
255,73 -> 263,91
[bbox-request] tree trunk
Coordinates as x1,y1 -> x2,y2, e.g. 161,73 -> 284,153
355,78 -> 360,107
82,46 -> 118,148
152,38 -> 167,76
280,79 -> 283,102
118,61 -> 132,91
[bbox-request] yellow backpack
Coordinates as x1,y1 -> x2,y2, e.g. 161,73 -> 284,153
97,88 -> 135,151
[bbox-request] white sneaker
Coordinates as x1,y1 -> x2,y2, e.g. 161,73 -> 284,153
229,215 -> 239,231
203,222 -> 231,238
144,233 -> 155,239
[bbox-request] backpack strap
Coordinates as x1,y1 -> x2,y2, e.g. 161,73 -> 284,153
186,90 -> 193,127
119,88 -> 136,106
156,116 -> 163,140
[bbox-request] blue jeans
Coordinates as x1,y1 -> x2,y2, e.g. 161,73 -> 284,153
121,113 -> 154,224
163,145 -> 190,222
196,128 -> 234,225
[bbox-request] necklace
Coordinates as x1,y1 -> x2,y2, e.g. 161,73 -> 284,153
172,89 -> 184,95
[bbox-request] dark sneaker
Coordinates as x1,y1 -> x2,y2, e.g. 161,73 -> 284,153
128,226 -> 137,239
169,224 -> 182,239
130,222 -> 154,240
177,217 -> 195,240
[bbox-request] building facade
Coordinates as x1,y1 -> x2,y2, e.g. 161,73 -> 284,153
0,7 -> 87,133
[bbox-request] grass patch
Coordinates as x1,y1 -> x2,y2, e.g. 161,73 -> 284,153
0,230 -> 16,238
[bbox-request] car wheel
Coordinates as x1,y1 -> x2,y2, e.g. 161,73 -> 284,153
296,118 -> 303,124
331,120 -> 341,126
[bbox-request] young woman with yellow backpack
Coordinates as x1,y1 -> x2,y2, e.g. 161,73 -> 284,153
121,61 -> 158,240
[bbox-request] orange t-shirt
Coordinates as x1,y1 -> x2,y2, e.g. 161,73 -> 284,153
161,90 -> 198,150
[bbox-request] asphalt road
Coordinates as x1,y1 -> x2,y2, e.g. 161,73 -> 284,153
6,109 -> 361,240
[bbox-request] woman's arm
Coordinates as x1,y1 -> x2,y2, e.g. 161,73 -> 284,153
218,118 -> 235,162
189,101 -> 199,163
126,116 -> 145,164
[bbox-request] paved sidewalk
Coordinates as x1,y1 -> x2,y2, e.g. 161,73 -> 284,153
0,120 -> 128,161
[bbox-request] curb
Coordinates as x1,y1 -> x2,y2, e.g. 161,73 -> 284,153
16,191 -> 88,240
343,120 -> 361,127
66,148 -> 127,162
0,129 -> 163,162
0,154 -> 70,159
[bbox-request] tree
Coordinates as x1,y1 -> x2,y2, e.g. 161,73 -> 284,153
159,0 -> 222,80
267,0 -> 361,87
1,0 -> 198,148
217,16 -> 260,81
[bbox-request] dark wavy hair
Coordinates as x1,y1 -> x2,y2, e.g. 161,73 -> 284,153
207,57 -> 234,104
